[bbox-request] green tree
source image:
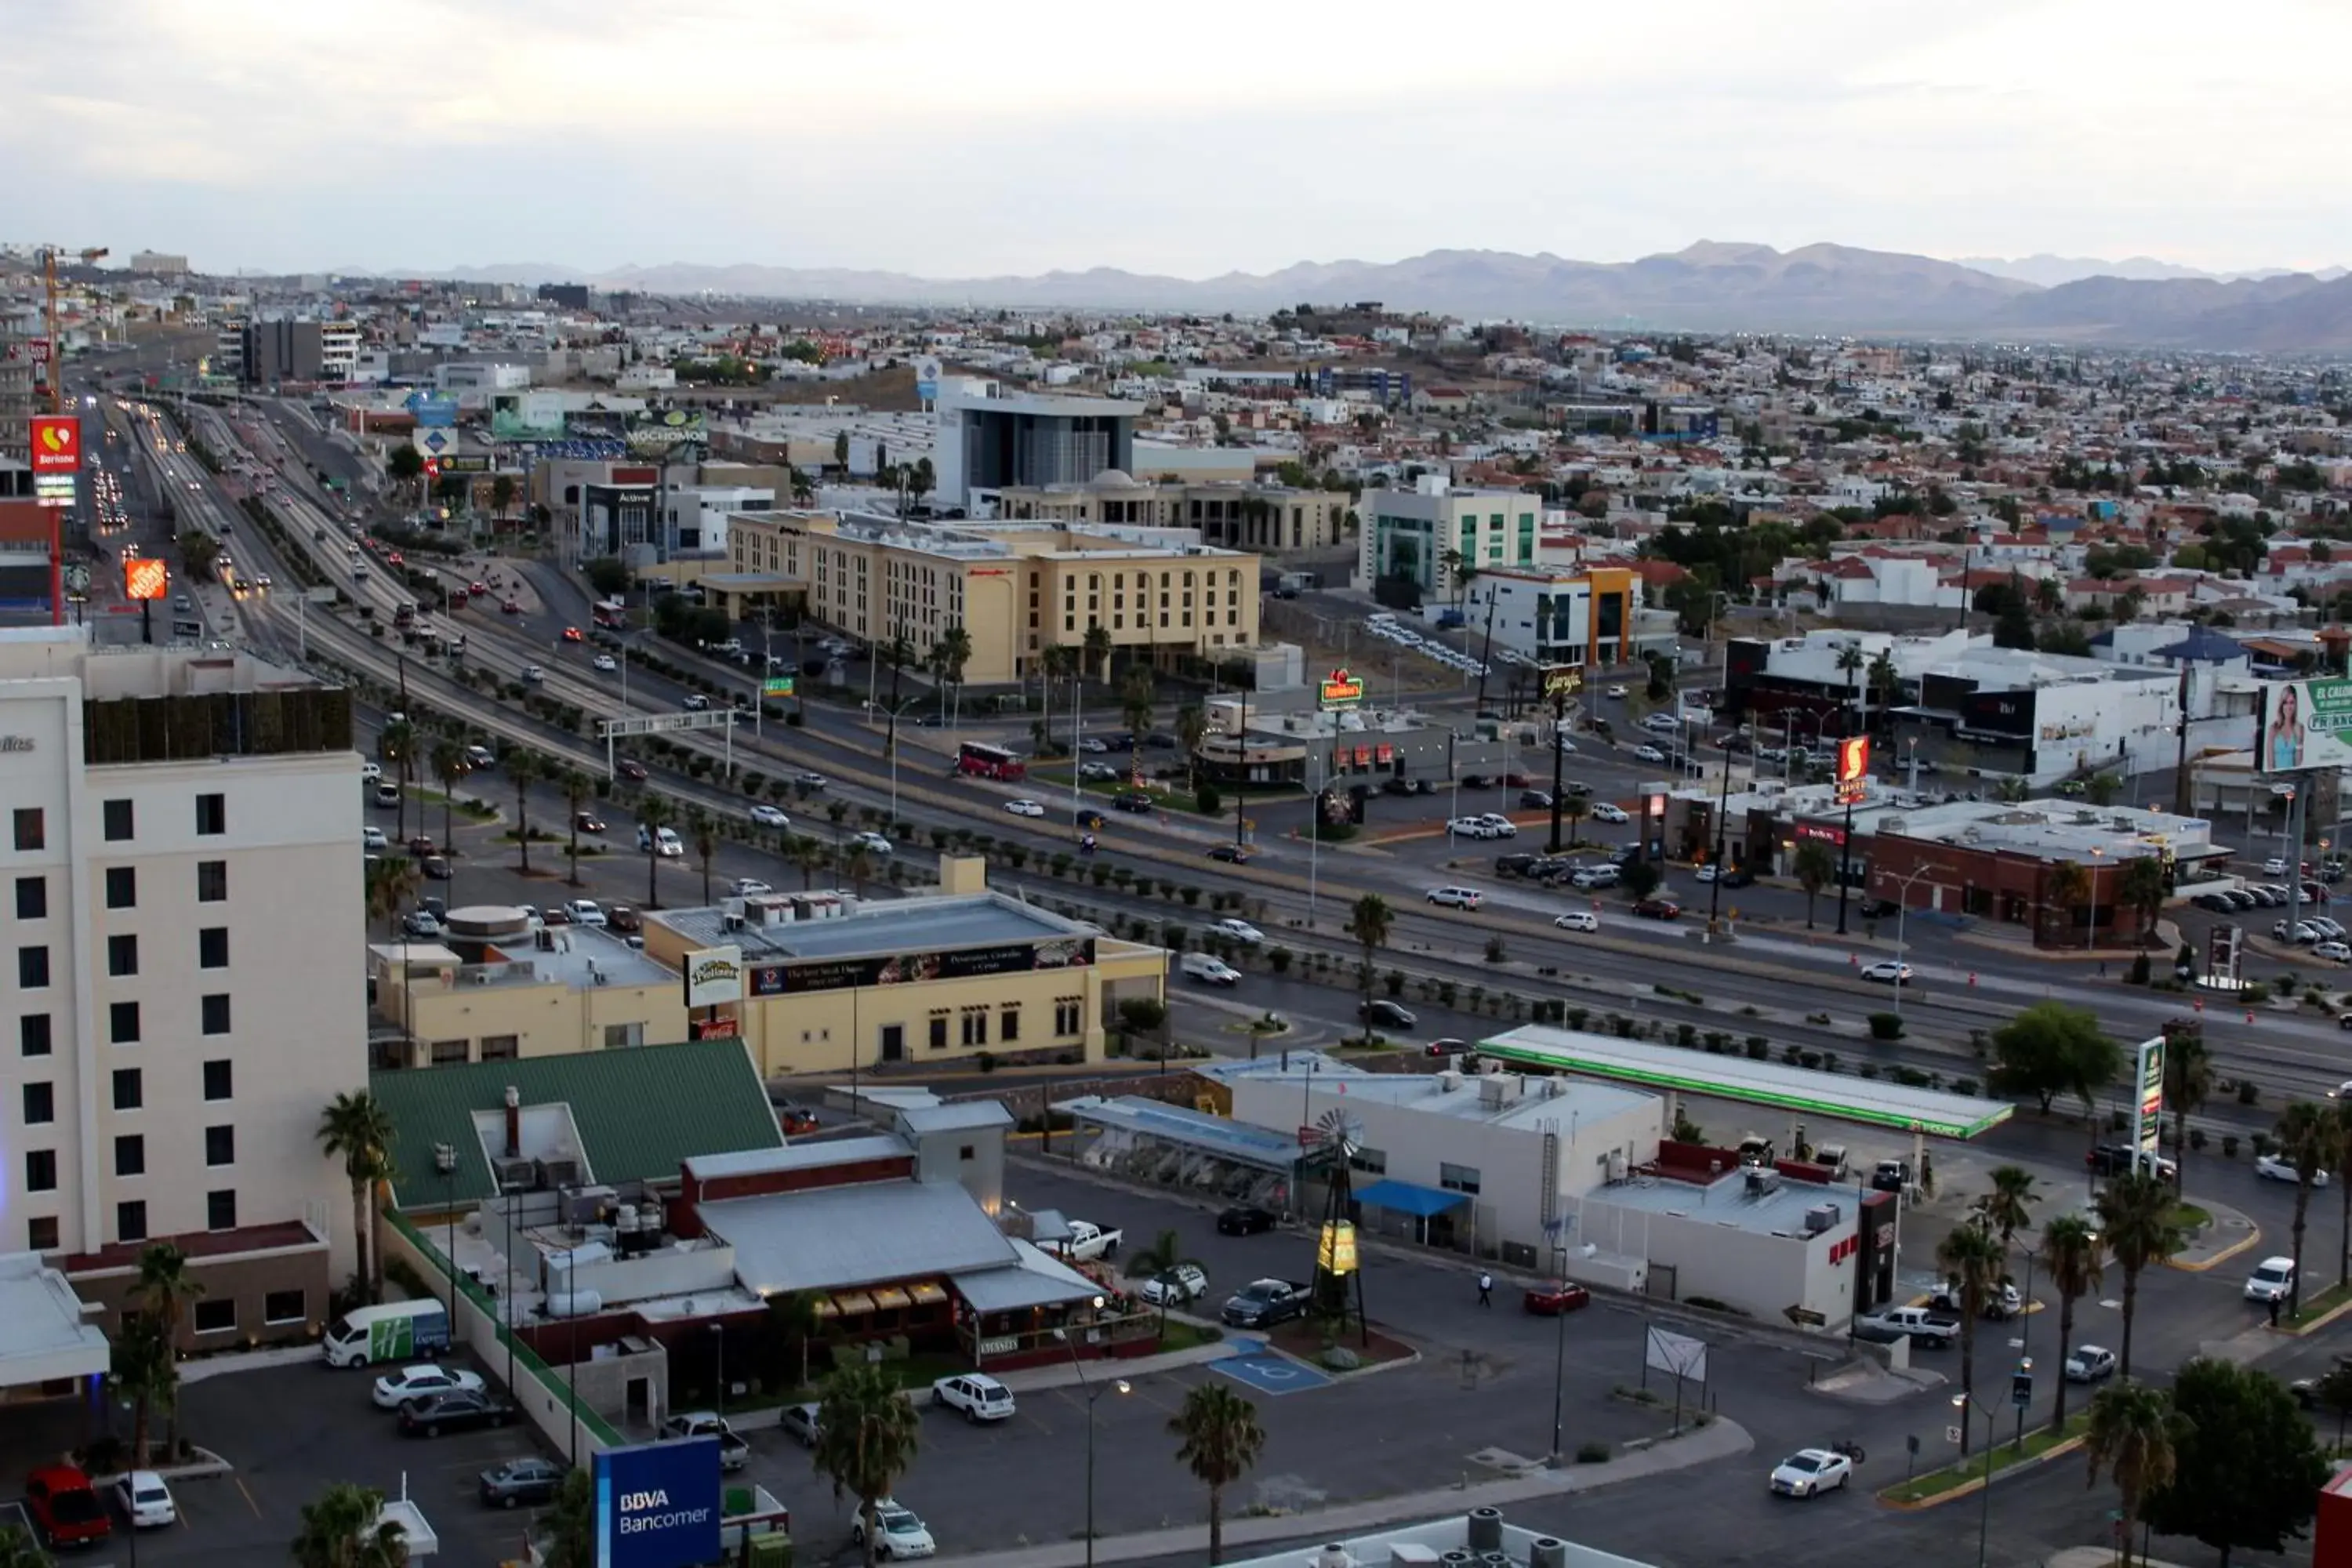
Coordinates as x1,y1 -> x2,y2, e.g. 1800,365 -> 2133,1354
317,1091 -> 395,1304
582,557 -> 631,598
111,1311 -> 172,1470
2118,855 -> 2168,939
2165,1025 -> 2213,1192
1168,1382 -> 1266,1566
2045,859 -> 2094,949
386,443 -> 425,492
2097,1172 -> 2185,1377
2143,1358 -> 2327,1566
1793,840 -> 1836,929
505,750 -> 541,873
1834,640 -> 1864,734
365,855 -> 421,940
2086,1381 -> 2180,1568
1083,622 -> 1114,685
429,737 -> 467,859
762,1289 -> 824,1393
2275,1099 -> 2332,1316
1936,1220 -> 2005,1450
132,1241 -> 204,1459
687,807 -> 717,906
2041,1214 -> 2105,1432
637,795 -> 672,909
933,623 -> 974,727
559,768 -> 590,887
292,1480 -> 408,1568
2086,771 -> 2122,808
1116,996 -> 1171,1062
1125,1227 -> 1205,1338
1977,1165 -> 2040,1286
833,430 -> 849,469
176,528 -> 221,581
488,473 -> 517,524
813,1362 -> 923,1568
1557,793 -> 1590,847
2332,1096 -> 2352,1289
1621,859 -> 1662,902
1175,704 -> 1208,793
1987,1001 -> 2122,1115
1345,895 -> 1392,1044
0,1524 -> 52,1568
379,719 -> 416,841
1120,665 -> 1156,748
787,834 -> 831,891
539,1469 -> 594,1568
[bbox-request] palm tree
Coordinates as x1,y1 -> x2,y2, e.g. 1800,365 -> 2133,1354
2332,1097 -> 2352,1290
2277,1098 -> 2332,1316
813,1362 -> 923,1568
1793,840 -> 1836,929
292,1481 -> 408,1568
379,720 -> 416,841
2118,855 -> 2166,939
787,835 -> 830,891
687,808 -> 717,905
1125,1227 -> 1204,1339
505,750 -> 541,873
1865,648 -> 1900,729
1169,1382 -> 1265,1566
1345,895 -> 1393,1045
1977,1165 -> 2040,1295
539,1470 -> 594,1568
1936,1221 -> 2005,1450
1041,644 -> 1081,750
1175,704 -> 1208,793
636,795 -> 672,909
0,1523 -> 52,1568
1833,641 -> 1864,735
428,739 -> 466,857
2041,1214 -> 2105,1432
364,856 -> 421,940
132,1241 -> 204,1459
2045,859 -> 2093,950
935,623 -> 974,728
558,768 -> 590,887
113,1312 -> 172,1469
1120,665 -> 1156,750
764,1288 -> 824,1392
2034,575 -> 2065,615
489,474 -> 517,529
2097,1172 -> 2183,1377
1558,793 -> 1590,847
2085,1381 -> 2180,1568
1083,622 -> 1113,686
2164,1029 -> 2212,1192
318,1091 -> 396,1305
840,844 -> 873,900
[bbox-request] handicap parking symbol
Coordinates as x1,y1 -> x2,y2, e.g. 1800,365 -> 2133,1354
1214,1353 -> 1332,1396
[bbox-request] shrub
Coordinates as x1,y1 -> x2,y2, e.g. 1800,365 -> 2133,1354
1744,1036 -> 1770,1061
2126,953 -> 2151,985
1576,1442 -> 1612,1464
1867,1012 -> 1904,1040
1269,947 -> 1294,975
1675,1023 -> 1697,1049
2238,1079 -> 2260,1106
2188,1127 -> 2208,1150
2222,1134 -> 2240,1158
1485,935 -> 1508,964
1951,1078 -> 1977,1096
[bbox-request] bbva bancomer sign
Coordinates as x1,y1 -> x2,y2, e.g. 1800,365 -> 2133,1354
595,1435 -> 722,1568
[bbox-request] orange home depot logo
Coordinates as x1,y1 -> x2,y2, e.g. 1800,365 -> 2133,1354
123,558 -> 167,601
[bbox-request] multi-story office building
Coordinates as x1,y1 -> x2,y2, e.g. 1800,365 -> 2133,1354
235,320 -> 335,387
127,252 -> 191,278
0,327 -> 35,464
995,474 -> 1350,554
933,379 -> 1138,514
1460,566 -> 1641,669
0,629 -> 363,1352
318,321 -> 361,383
1357,477 -> 1548,598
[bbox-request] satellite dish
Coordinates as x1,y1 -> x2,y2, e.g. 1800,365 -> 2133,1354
1314,1106 -> 1363,1163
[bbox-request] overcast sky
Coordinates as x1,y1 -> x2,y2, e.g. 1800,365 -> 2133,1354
8,0 -> 2345,279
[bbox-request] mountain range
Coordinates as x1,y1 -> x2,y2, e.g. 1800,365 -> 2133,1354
434,241 -> 2352,351
1957,253 -> 2348,287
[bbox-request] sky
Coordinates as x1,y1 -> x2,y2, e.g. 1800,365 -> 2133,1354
7,0 -> 2348,281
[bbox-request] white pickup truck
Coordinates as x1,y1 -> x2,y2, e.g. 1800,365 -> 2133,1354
659,1410 -> 750,1471
1041,1219 -> 1123,1262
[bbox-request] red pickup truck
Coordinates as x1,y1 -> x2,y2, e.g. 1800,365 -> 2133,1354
26,1465 -> 109,1548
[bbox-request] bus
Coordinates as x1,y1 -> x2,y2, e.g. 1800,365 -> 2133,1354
591,597 -> 628,630
957,742 -> 1026,782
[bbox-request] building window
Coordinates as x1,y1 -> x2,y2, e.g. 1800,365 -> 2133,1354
24,1150 -> 56,1193
20,1014 -> 50,1058
1054,997 -> 1082,1036
103,799 -> 134,842
1349,1146 -> 1388,1176
197,861 -> 227,902
1000,1008 -> 1020,1042
263,1289 -> 304,1326
117,1201 -> 147,1243
13,876 -> 45,920
206,1190 -> 237,1231
203,1059 -> 232,1100
107,933 -> 138,978
201,995 -> 231,1035
21,1082 -> 53,1125
27,1217 -> 57,1252
601,1022 -> 644,1050
927,1015 -> 949,1051
192,1299 -> 236,1335
205,1125 -> 234,1167
105,866 -> 136,909
16,946 -> 48,989
115,1135 -> 145,1178
480,1034 -> 522,1062
430,1040 -> 470,1065
960,1008 -> 987,1047
195,793 -> 226,837
113,1068 -> 141,1111
198,927 -> 229,969
1438,1161 -> 1482,1195
110,1001 -> 140,1044
10,808 -> 42,852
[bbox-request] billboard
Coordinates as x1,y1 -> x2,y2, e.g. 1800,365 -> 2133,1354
594,1436 -> 722,1568
626,409 -> 708,459
405,392 -> 459,429
1540,665 -> 1584,701
491,391 -> 569,442
29,416 -> 80,474
915,356 -> 942,403
2133,1036 -> 2165,1167
682,945 -> 743,1008
123,558 -> 168,601
1316,667 -> 1364,710
1833,736 -> 1870,804
2256,677 -> 2352,775
748,935 -> 1095,997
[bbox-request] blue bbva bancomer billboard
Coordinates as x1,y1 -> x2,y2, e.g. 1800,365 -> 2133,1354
594,1436 -> 721,1568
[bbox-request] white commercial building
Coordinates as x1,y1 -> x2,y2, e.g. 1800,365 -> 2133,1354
1358,477 -> 1546,597
662,485 -> 772,559
933,378 -> 1139,514
318,321 -> 361,383
0,628 -> 361,1363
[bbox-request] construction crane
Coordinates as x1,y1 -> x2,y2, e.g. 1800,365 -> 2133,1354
36,245 -> 108,412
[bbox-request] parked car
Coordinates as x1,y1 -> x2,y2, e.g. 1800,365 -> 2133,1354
1523,1281 -> 1592,1316
2063,1345 -> 2118,1385
1220,1278 -> 1313,1328
1767,1449 -> 1853,1498
779,1402 -> 824,1446
1138,1263 -> 1210,1306
2256,1152 -> 2329,1185
27,1466 -> 109,1548
931,1373 -> 1017,1423
1359,999 -> 1417,1029
1218,1205 -> 1278,1236
658,1411 -> 750,1470
113,1469 -> 175,1529
478,1457 -> 564,1509
851,1501 -> 936,1561
608,905 -> 643,934
373,1363 -> 487,1410
398,1390 -> 516,1437
564,899 -> 608,927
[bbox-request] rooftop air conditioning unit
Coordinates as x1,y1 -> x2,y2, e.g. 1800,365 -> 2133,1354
493,1157 -> 536,1192
1803,1203 -> 1840,1235
473,971 -> 491,985
1745,1167 -> 1784,1198
722,914 -> 745,932
538,1158 -> 581,1189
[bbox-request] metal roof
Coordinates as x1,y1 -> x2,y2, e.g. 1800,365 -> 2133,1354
897,1102 -> 1016,1135
701,1181 -> 1020,1294
1474,1025 -> 2012,1141
1069,1095 -> 1304,1171
0,1254 -> 111,1387
682,1135 -> 909,1181
659,894 -> 1081,960
368,1039 -> 785,1204
950,1240 -> 1106,1313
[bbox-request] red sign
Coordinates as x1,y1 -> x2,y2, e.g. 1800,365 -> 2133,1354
28,339 -> 51,364
1834,736 -> 1871,804
1796,822 -> 1846,846
29,416 -> 79,474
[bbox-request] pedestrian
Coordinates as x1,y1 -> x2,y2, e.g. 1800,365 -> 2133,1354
1477,1272 -> 1493,1308
2269,1295 -> 2281,1328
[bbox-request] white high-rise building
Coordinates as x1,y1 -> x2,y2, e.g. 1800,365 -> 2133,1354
0,627 -> 362,1363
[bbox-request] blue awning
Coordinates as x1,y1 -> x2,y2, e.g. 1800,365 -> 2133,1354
1354,1178 -> 1470,1218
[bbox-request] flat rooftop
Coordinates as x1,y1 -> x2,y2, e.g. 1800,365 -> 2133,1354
659,892 -> 1087,961
1589,1165 -> 1854,1238
1879,798 -> 2210,861
1290,1070 -> 1655,1131
0,1252 -> 112,1386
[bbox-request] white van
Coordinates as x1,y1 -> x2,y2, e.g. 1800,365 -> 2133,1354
638,825 -> 684,858
1181,952 -> 1240,987
321,1300 -> 452,1368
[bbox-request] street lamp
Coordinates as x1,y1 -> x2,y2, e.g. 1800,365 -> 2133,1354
1054,1297 -> 1128,1568
1953,1388 -> 1999,1568
710,1322 -> 728,1429
433,1142 -> 458,1323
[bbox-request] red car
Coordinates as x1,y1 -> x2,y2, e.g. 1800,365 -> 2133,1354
469,581 -> 488,595
561,626 -> 583,643
386,551 -> 405,566
617,760 -> 648,781
1632,898 -> 1682,920
1523,1282 -> 1592,1316
26,1465 -> 109,1548
500,599 -> 521,615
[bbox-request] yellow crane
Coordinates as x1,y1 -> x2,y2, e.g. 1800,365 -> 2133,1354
35,244 -> 108,412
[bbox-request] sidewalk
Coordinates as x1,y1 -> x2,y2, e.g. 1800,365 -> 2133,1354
985,1331 -> 1240,1395
2166,1194 -> 2261,1272
927,1416 -> 1751,1568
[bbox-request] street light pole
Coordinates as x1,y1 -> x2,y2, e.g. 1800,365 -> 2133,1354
434,1142 -> 458,1323
1955,1392 -> 1997,1568
1054,1300 -> 1127,1568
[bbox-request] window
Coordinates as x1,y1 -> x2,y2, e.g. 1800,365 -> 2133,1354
192,1299 -> 236,1335
11,808 -> 42,852
105,866 -> 135,909
1439,1161 -> 1483,1195
109,1001 -> 140,1044
21,1082 -> 52,1125
107,933 -> 138,978
479,1035 -> 518,1061
206,1190 -> 237,1231
195,793 -> 226,836
205,1125 -> 234,1167
1000,1008 -> 1020,1042
960,1144 -> 976,1162
202,1059 -> 232,1101
112,1068 -> 141,1111
24,1151 -> 56,1193
20,1014 -> 50,1058
1054,997 -> 1083,1036
960,1008 -> 987,1047
201,994 -> 231,1035
103,799 -> 134,842
429,1040 -> 470,1065
196,860 -> 227,902
27,1218 -> 57,1252
198,927 -> 229,969
927,1015 -> 949,1051
13,877 -> 45,920
1349,1146 -> 1388,1176
117,1201 -> 147,1243
115,1136 -> 145,1178
263,1289 -> 305,1326
16,946 -> 48,989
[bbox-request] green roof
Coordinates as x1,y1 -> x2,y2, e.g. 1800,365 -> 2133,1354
368,1040 -> 784,1207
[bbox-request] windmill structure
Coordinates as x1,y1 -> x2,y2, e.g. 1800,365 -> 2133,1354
1301,1105 -> 1370,1346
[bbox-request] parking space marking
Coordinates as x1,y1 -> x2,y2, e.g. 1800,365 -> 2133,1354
1213,1354 -> 1332,1396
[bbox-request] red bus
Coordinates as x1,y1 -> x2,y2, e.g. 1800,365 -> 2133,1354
958,742 -> 1026,782
591,598 -> 628,630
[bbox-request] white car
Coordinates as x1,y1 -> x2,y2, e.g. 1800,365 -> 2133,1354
796,771 -> 829,790
929,1373 -> 1016,1423
362,827 -> 389,851
114,1470 -> 176,1529
1477,815 -> 1519,838
1634,745 -> 1668,764
2256,1153 -> 2329,1186
1694,865 -> 1719,884
852,1501 -> 937,1559
1426,887 -> 1482,909
372,1363 -> 487,1410
592,654 -> 618,672
2063,1345 -> 2118,1384
2245,1255 -> 2297,1304
1555,911 -> 1599,933
2265,857 -> 2291,875
1138,1262 -> 1210,1305
1447,816 -> 1498,839
2319,942 -> 2352,964
1004,799 -> 1047,818
1767,1448 -> 1853,1497
731,878 -> 775,898
750,804 -> 791,828
1211,919 -> 1265,946
851,832 -> 895,856
564,899 -> 608,927
360,760 -> 383,783
1590,803 -> 1630,824
1859,960 -> 1913,984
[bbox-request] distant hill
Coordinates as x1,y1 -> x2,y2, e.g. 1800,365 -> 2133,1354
1961,253 -> 2347,287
